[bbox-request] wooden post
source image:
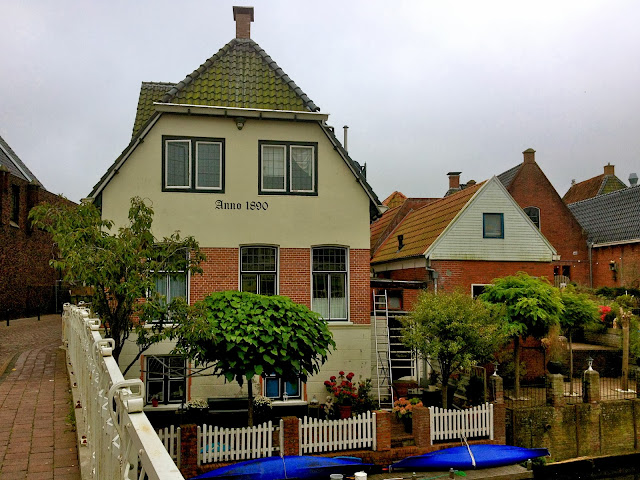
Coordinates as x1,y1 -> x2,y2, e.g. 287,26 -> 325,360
621,308 -> 630,392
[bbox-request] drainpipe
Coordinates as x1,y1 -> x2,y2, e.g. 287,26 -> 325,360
588,242 -> 593,288
427,267 -> 438,294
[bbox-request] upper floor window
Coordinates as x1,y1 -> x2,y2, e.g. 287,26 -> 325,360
241,246 -> 277,295
259,141 -> 317,195
524,206 -> 540,229
11,185 -> 20,226
483,213 -> 504,239
163,136 -> 224,192
312,247 -> 347,321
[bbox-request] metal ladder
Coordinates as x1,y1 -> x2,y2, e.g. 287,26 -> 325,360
373,290 -> 393,409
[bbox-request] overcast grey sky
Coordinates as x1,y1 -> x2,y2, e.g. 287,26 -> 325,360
1,0 -> 639,203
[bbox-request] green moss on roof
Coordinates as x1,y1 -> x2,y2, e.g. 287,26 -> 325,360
132,82 -> 175,138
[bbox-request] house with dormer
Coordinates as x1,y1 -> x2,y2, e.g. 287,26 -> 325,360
87,7 -> 381,408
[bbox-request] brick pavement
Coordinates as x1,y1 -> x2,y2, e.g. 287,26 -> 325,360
0,315 -> 81,479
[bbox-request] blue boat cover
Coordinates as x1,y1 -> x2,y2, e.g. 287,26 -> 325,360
191,455 -> 369,480
392,445 -> 550,470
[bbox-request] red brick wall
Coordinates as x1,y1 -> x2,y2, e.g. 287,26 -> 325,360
430,259 -> 554,293
189,247 -> 371,324
0,173 -> 76,319
506,160 -> 590,285
592,243 -> 640,288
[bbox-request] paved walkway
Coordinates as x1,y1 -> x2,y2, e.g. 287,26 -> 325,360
0,315 -> 81,479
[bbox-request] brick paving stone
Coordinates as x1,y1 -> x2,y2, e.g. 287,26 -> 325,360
0,315 -> 80,480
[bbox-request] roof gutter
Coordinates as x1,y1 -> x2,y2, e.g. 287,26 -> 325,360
154,103 -> 329,122
591,238 -> 640,248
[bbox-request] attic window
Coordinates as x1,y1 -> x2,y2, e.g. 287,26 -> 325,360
524,206 -> 540,229
483,213 -> 504,239
397,234 -> 404,250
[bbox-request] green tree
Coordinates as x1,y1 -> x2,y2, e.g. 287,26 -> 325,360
559,286 -> 598,391
402,290 -> 507,408
169,291 -> 336,425
29,197 -> 204,371
480,273 -> 563,399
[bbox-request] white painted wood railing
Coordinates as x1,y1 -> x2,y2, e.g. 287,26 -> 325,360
299,411 -> 377,454
198,420 -> 280,464
63,304 -> 184,480
429,403 -> 494,444
157,426 -> 181,467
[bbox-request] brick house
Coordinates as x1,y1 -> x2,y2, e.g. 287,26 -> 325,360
563,163 -> 628,204
87,7 -> 381,408
0,134 -> 74,319
568,186 -> 640,289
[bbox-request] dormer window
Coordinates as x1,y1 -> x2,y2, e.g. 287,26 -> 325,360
524,206 -> 540,229
397,234 -> 404,250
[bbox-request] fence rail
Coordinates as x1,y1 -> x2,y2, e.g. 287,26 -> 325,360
63,304 -> 184,480
158,426 -> 181,467
198,420 -> 280,465
299,411 -> 376,454
429,403 -> 493,444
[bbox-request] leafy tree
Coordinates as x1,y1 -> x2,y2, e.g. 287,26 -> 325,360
29,197 -> 204,371
480,273 -> 563,399
559,286 -> 598,389
170,291 -> 336,425
402,290 -> 507,408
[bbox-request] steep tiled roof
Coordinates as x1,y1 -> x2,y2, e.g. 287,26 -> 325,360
0,134 -> 41,185
162,38 -> 319,113
132,82 -> 175,138
370,205 -> 401,253
382,191 -> 407,208
371,182 -> 483,264
562,174 -> 627,204
567,186 -> 640,244
497,163 -> 522,188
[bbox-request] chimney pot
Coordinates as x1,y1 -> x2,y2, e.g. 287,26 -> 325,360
604,163 -> 615,176
233,6 -> 254,39
447,171 -> 461,190
523,148 -> 536,164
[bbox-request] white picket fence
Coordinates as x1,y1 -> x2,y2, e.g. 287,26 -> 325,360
157,426 -> 181,467
299,411 -> 377,454
198,420 -> 281,465
429,403 -> 494,444
63,304 -> 184,479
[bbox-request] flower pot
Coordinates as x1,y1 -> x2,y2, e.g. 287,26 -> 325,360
338,405 -> 352,419
547,360 -> 563,374
151,398 -> 159,407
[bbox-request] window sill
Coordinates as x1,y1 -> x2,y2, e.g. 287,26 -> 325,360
144,403 -> 182,412
271,400 -> 306,406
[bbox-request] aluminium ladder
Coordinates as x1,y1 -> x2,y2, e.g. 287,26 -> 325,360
373,290 -> 393,409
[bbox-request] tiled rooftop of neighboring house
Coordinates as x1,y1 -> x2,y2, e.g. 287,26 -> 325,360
0,134 -> 41,185
370,205 -> 400,253
567,185 -> 640,245
497,163 -> 522,189
562,164 -> 627,204
371,182 -> 483,264
382,191 -> 407,208
132,82 -> 175,138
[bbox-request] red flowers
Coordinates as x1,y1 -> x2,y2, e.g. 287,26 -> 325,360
598,305 -> 612,322
324,371 -> 357,406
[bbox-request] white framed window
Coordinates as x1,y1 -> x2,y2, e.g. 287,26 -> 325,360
163,136 -> 225,192
145,356 -> 186,405
263,374 -> 301,400
240,246 -> 277,295
312,247 -> 348,321
471,284 -> 489,298
259,141 -> 317,195
524,206 -> 540,229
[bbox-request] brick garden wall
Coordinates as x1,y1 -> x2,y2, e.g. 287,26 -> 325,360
0,172 -> 75,319
591,243 -> 640,289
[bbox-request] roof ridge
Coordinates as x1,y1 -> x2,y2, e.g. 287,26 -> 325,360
568,182 -> 637,206
161,38 -> 319,112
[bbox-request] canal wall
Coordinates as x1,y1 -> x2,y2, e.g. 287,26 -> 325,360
509,399 -> 640,461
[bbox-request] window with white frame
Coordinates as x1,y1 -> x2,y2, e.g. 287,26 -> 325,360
471,284 -> 489,298
163,136 -> 224,192
240,246 -> 277,295
312,247 -> 347,321
263,374 -> 301,400
524,206 -> 540,229
259,141 -> 317,195
145,356 -> 186,405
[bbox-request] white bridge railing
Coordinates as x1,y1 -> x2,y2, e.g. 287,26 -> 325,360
198,420 -> 280,465
429,403 -> 494,444
63,304 -> 184,479
299,411 -> 376,454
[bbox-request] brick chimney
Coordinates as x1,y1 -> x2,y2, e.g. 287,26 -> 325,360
604,163 -> 615,176
447,172 -> 461,190
233,6 -> 254,39
523,148 -> 536,164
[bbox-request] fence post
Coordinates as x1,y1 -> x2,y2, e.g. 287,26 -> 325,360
546,373 -> 565,406
281,417 -> 300,456
374,410 -> 391,451
489,374 -> 503,404
412,406 -> 430,448
492,402 -> 506,444
583,367 -> 600,404
179,424 -> 199,479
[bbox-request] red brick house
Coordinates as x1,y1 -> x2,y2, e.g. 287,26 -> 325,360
0,134 -> 75,319
563,163 -> 627,204
568,185 -> 640,288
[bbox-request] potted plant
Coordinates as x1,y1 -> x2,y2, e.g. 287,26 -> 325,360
393,397 -> 423,433
253,395 -> 273,425
151,394 -> 160,407
324,371 -> 358,419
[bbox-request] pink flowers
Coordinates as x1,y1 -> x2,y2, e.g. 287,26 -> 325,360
393,397 -> 423,420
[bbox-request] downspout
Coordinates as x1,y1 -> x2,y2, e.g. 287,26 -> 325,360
426,267 -> 438,294
588,242 -> 593,288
